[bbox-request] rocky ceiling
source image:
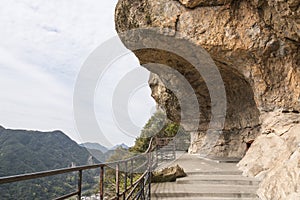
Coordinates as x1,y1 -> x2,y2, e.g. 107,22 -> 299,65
115,0 -> 300,157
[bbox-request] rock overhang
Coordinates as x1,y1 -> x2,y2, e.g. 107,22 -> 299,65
115,0 -> 300,157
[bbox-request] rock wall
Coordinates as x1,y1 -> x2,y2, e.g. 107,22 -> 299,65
238,111 -> 300,199
115,0 -> 299,199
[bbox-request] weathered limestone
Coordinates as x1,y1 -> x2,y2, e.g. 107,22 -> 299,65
238,112 -> 300,199
115,0 -> 299,156
152,165 -> 187,183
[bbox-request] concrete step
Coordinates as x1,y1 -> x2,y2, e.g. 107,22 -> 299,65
152,197 -> 260,200
151,153 -> 260,199
151,183 -> 259,198
201,156 -> 242,163
177,175 -> 259,185
186,171 -> 242,176
177,179 -> 259,185
152,192 -> 258,199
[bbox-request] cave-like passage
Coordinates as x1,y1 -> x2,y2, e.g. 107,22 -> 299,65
117,29 -> 260,158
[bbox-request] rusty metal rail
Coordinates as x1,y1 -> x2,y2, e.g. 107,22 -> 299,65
0,137 -> 176,200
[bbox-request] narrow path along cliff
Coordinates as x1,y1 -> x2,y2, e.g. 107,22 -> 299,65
151,153 -> 260,200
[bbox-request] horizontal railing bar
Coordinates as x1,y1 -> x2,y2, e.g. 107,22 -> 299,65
53,191 -> 79,200
0,164 -> 104,184
0,143 -> 157,185
0,137 -> 158,200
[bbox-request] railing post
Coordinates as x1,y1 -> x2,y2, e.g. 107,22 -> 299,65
130,159 -> 133,186
172,139 -> 176,160
99,166 -> 104,200
155,147 -> 158,166
123,161 -> 128,200
116,163 -> 120,199
77,170 -> 82,200
0,136 -> 162,200
140,177 -> 145,200
148,152 -> 152,200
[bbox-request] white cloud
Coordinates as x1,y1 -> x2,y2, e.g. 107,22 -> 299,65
0,0 -> 156,146
0,0 -> 118,83
0,48 -> 74,136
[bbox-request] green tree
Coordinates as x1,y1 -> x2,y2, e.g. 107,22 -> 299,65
130,110 -> 190,153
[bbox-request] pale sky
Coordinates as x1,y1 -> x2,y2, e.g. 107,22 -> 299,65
0,0 -> 156,147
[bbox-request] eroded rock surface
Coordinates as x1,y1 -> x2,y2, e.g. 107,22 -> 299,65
152,164 -> 187,183
238,111 -> 300,199
115,0 -> 300,199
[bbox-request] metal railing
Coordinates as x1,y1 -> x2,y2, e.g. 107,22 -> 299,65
156,137 -> 176,162
0,137 -> 176,200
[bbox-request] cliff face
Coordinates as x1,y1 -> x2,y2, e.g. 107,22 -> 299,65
115,0 -> 300,199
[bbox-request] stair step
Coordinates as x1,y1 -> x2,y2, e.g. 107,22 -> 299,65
152,183 -> 258,198
186,171 -> 242,175
151,197 -> 259,200
201,156 -> 242,163
179,175 -> 258,181
152,192 -> 258,198
176,179 -> 259,185
151,153 -> 260,199
177,175 -> 259,185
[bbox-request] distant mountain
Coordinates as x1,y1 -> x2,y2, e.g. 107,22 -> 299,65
0,128 -> 98,176
80,142 -> 108,153
80,142 -> 129,162
85,148 -> 106,162
0,126 -> 99,199
110,143 -> 129,150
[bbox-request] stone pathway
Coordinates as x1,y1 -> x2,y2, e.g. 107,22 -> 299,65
151,153 -> 260,200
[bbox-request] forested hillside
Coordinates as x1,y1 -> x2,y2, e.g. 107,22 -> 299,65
0,126 -> 99,199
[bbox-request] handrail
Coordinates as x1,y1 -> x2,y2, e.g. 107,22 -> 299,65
0,137 -> 175,200
145,137 -> 155,153
0,164 -> 104,184
126,171 -> 148,199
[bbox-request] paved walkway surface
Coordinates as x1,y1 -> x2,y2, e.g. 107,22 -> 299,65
151,153 -> 260,200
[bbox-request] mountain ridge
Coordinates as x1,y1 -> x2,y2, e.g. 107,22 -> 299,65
0,126 -> 97,176
0,125 -> 100,199
80,142 -> 108,153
